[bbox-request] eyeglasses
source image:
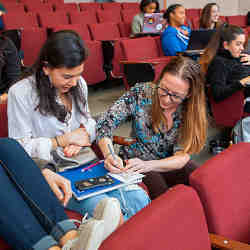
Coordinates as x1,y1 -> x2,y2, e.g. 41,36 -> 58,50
157,86 -> 186,103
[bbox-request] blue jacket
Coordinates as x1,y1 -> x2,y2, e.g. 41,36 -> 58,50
161,25 -> 190,56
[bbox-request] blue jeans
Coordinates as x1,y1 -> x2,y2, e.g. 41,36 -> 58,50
67,185 -> 150,221
0,138 -> 77,250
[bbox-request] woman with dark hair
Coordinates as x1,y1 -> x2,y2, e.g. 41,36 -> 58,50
200,3 -> 221,30
200,24 -> 250,103
161,4 -> 191,56
96,56 -> 208,199
0,35 -> 21,104
131,0 -> 160,35
8,30 -> 150,227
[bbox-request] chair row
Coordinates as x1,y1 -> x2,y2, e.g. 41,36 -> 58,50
1,141 -> 250,249
2,9 -> 139,29
3,2 -> 140,12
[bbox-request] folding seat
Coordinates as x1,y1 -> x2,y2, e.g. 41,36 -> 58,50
207,87 -> 245,127
82,40 -> 107,85
121,9 -> 139,23
121,2 -> 140,11
2,3 -> 25,13
190,16 -> 200,30
101,2 -> 121,11
100,184 -> 250,250
190,142 -> 250,244
69,10 -> 98,25
44,0 -> 64,4
52,24 -> 92,41
21,28 -> 47,66
118,22 -> 131,38
54,3 -> 79,12
25,3 -> 53,13
227,15 -> 247,28
96,10 -> 122,23
38,11 -> 69,28
2,12 -> 39,30
186,8 -> 200,20
79,2 -> 102,12
120,37 -> 172,89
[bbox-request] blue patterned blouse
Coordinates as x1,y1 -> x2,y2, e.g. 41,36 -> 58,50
96,82 -> 182,161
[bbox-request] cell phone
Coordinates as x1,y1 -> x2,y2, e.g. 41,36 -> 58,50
74,175 -> 114,191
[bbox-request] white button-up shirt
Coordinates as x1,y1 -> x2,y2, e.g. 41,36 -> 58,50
8,75 -> 96,161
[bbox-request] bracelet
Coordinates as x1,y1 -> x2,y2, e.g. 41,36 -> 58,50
55,136 -> 60,147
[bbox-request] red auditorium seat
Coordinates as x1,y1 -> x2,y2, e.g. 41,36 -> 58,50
52,24 -> 92,41
186,8 -> 201,20
44,0 -> 64,4
190,16 -> 200,29
121,2 -> 140,11
2,12 -> 39,30
83,40 -> 107,85
21,28 -> 47,66
25,3 -> 53,12
0,104 -> 8,138
96,10 -> 122,23
101,2 -> 121,11
38,11 -> 69,28
207,88 -> 245,127
2,3 -> 25,13
121,9 -> 139,23
190,142 -> 250,244
120,37 -> 172,89
79,2 -> 102,12
118,22 -> 132,38
69,10 -> 98,25
227,15 -> 247,28
54,3 -> 79,12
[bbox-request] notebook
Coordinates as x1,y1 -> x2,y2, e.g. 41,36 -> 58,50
142,13 -> 165,34
59,160 -> 145,200
184,29 -> 216,56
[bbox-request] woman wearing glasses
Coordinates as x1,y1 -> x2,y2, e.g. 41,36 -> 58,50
96,56 -> 208,199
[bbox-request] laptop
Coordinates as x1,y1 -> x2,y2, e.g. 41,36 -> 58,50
184,29 -> 216,56
142,13 -> 165,34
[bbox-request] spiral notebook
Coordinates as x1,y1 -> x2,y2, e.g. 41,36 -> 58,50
59,160 -> 144,200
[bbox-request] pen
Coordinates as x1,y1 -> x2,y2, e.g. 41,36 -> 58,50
108,144 -> 115,160
81,160 -> 104,172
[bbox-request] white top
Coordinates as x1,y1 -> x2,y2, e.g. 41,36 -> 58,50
8,75 -> 96,161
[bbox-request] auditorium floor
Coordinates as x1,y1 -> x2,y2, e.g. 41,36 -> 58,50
88,81 -> 219,166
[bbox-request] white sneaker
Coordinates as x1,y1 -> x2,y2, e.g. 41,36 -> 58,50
93,197 -> 121,240
62,218 -> 104,250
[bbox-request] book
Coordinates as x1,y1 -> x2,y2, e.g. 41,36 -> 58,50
59,160 -> 145,200
51,147 -> 97,172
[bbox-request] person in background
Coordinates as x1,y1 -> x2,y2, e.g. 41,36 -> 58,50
0,35 -> 21,104
0,2 -> 6,30
96,56 -> 208,199
161,4 -> 191,56
199,3 -> 221,30
8,30 -> 150,224
0,138 -> 121,250
131,0 -> 160,35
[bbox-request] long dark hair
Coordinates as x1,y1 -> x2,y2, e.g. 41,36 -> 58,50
200,3 -> 219,29
163,4 -> 182,24
200,24 -> 244,74
140,0 -> 160,13
25,30 -> 89,123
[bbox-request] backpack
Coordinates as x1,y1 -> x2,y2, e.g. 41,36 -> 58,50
232,116 -> 250,143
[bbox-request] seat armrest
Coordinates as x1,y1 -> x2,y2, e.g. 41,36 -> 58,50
210,233 -> 250,249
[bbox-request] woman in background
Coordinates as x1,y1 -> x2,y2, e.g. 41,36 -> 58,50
161,4 -> 190,56
131,0 -> 160,35
200,3 -> 221,30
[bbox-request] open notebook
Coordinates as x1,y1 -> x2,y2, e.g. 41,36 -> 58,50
59,160 -> 145,200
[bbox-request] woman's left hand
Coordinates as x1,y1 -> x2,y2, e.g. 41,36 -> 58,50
124,158 -> 154,173
63,145 -> 82,157
240,53 -> 250,65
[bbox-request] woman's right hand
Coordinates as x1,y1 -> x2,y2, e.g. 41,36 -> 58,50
240,76 -> 250,86
66,127 -> 91,147
104,154 -> 125,174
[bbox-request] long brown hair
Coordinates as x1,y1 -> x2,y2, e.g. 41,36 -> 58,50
199,3 -> 219,29
151,56 -> 207,154
200,24 -> 244,74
